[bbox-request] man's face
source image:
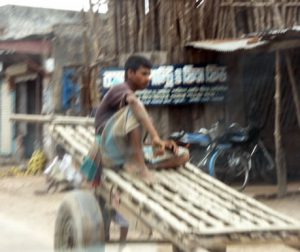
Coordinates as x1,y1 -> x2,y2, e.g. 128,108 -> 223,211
128,66 -> 151,90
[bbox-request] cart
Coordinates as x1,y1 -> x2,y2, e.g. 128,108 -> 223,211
50,123 -> 300,252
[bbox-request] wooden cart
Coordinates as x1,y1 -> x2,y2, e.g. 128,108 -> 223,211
8,115 -> 300,251
47,122 -> 300,252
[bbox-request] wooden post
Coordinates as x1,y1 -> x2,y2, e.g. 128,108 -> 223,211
272,0 -> 287,197
274,50 -> 287,197
89,0 -> 101,109
81,11 -> 91,116
284,52 -> 300,127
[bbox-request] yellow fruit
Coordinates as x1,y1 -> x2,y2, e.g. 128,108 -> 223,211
26,150 -> 47,175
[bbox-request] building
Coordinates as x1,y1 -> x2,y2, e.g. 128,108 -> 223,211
0,5 -> 83,157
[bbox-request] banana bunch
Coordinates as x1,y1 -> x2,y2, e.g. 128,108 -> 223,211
26,149 -> 47,175
0,166 -> 25,177
0,150 -> 48,178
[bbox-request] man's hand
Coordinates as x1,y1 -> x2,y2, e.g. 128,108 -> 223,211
164,140 -> 179,155
152,136 -> 165,156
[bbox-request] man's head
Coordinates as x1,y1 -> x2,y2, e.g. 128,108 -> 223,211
56,144 -> 66,159
124,55 -> 152,91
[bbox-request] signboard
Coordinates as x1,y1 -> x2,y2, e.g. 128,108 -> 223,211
102,64 -> 228,105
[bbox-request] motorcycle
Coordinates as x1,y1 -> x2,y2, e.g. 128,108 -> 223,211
170,120 -> 275,191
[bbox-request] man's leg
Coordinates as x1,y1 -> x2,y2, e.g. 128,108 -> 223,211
153,151 -> 189,169
146,147 -> 190,170
123,126 -> 154,181
113,212 -> 129,241
124,127 -> 189,170
120,226 -> 129,241
125,126 -> 145,170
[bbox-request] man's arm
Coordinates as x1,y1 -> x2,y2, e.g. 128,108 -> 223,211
126,94 -> 164,152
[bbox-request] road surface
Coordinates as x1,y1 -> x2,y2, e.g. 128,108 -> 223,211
1,175 -> 300,251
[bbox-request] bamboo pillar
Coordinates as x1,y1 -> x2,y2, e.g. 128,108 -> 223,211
274,50 -> 287,197
272,0 -> 287,197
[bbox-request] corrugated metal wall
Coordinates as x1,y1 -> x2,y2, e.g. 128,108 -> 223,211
242,50 -> 300,174
0,81 -> 13,155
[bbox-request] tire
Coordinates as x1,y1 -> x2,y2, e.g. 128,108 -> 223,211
189,146 -> 208,172
210,148 -> 251,191
54,190 -> 106,251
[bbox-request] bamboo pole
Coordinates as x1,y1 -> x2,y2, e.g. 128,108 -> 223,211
81,11 -> 91,115
222,2 -> 300,7
272,0 -> 285,28
137,0 -> 144,51
282,3 -> 287,27
259,5 -> 266,31
211,1 -> 220,38
149,0 -> 155,51
10,113 -> 94,125
274,50 -> 287,197
254,5 -> 260,31
112,0 -> 119,56
219,6 -> 226,38
153,0 -> 161,50
229,1 -> 237,37
158,0 -> 165,51
271,0 -> 287,197
247,7 -> 254,33
292,0 -> 298,27
89,0 -> 101,108
266,6 -> 273,29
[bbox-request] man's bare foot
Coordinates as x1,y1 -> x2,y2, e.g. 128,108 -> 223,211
124,162 -> 156,184
123,162 -> 140,174
139,167 -> 156,184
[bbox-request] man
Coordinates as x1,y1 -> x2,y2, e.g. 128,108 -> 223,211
94,54 -> 189,181
81,55 -> 189,241
35,144 -> 82,195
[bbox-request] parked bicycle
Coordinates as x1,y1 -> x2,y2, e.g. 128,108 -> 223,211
170,120 -> 275,191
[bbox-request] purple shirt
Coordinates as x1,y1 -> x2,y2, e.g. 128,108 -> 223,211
95,83 -> 133,134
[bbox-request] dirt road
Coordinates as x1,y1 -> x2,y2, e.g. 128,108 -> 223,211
0,175 -> 300,251
0,176 -> 64,251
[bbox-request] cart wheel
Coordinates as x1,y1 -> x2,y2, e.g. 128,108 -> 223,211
54,190 -> 105,251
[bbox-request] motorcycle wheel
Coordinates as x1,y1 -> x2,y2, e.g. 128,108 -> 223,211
189,146 -> 208,173
211,149 -> 251,191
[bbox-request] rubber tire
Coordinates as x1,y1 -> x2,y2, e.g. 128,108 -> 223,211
54,190 -> 105,251
212,149 -> 250,191
189,146 -> 208,172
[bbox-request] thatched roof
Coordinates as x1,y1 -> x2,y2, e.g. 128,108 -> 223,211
107,0 -> 300,62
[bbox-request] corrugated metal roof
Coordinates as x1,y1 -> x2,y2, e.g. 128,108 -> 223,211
0,49 -> 14,55
246,26 -> 300,40
186,27 -> 300,52
0,32 -> 54,43
186,38 -> 268,52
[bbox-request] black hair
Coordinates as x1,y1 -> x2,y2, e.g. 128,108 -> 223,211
124,55 -> 152,80
56,144 -> 66,157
